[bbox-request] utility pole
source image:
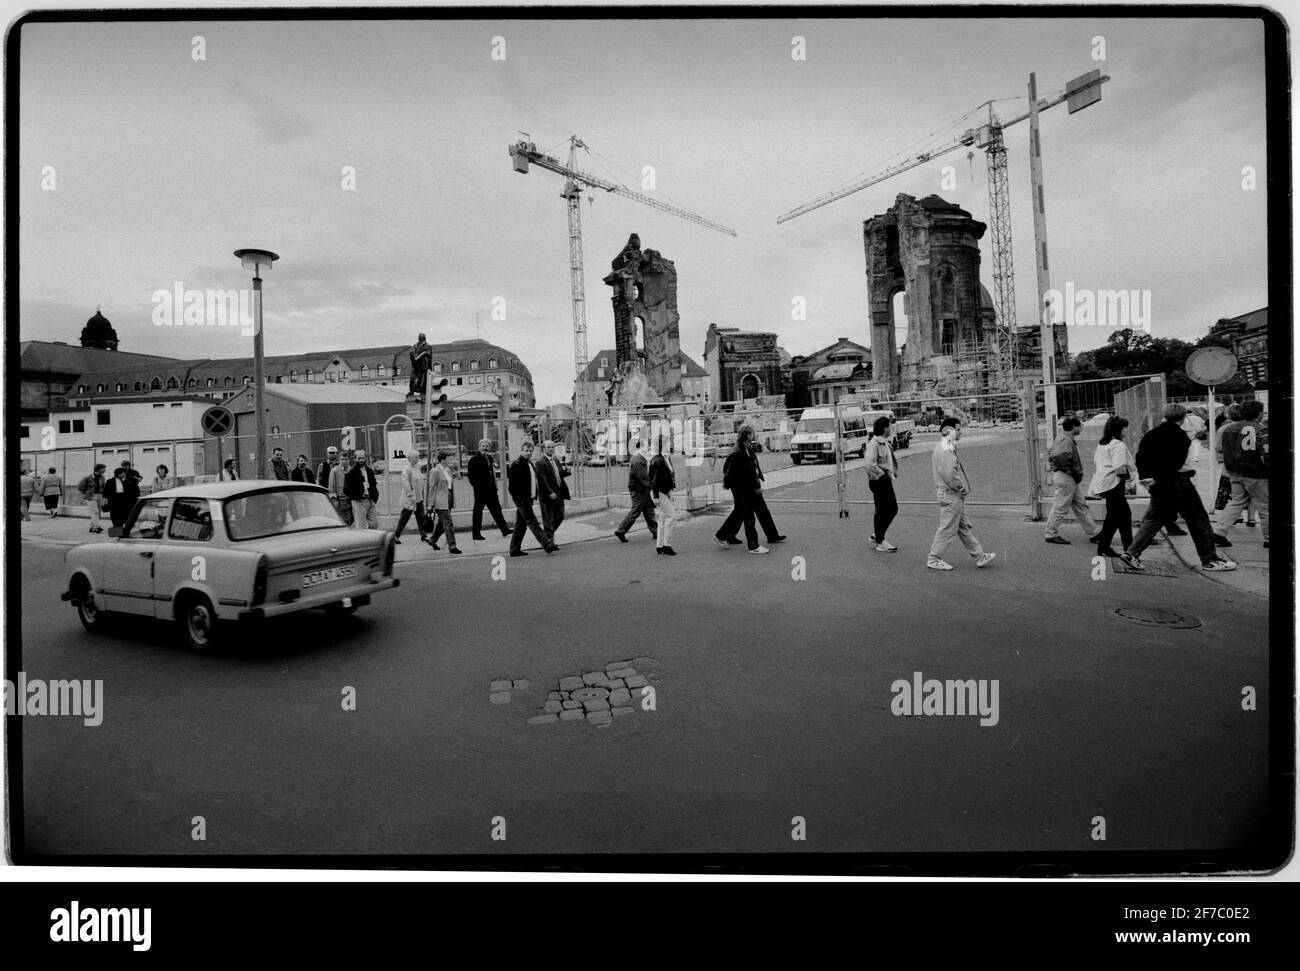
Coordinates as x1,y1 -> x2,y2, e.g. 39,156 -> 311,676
1027,73 -> 1058,433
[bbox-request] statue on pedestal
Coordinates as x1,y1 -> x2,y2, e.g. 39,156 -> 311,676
408,333 -> 432,397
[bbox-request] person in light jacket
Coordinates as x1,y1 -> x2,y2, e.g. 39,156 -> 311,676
927,418 -> 996,571
1044,416 -> 1099,545
426,451 -> 462,554
18,466 -> 37,521
393,450 -> 430,545
863,416 -> 900,552
1088,416 -> 1137,558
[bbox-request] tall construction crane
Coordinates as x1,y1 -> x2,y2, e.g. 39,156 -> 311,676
510,135 -> 737,413
776,70 -> 1108,392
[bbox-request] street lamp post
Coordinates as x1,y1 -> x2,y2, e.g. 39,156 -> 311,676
234,249 -> 279,479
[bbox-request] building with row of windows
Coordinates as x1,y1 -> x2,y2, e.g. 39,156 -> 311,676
22,311 -> 537,419
1208,307 -> 1268,386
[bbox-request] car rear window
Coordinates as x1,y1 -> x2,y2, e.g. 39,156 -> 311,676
224,489 -> 345,541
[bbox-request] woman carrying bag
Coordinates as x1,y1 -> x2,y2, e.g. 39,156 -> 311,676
1089,416 -> 1138,558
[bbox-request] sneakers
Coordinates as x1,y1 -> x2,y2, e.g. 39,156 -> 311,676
1118,551 -> 1145,570
926,557 -> 954,571
1045,536 -> 1071,545
975,552 -> 996,568
1212,533 -> 1233,548
1202,558 -> 1237,572
715,537 -> 731,549
874,541 -> 898,553
748,546 -> 770,555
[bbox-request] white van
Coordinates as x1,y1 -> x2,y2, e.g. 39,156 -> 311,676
790,407 -> 913,464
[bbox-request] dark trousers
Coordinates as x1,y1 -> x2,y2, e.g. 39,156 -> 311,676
616,490 -> 658,536
429,508 -> 457,549
1095,484 -> 1132,551
539,497 -> 565,536
1129,473 -> 1217,562
750,490 -> 780,541
472,489 -> 510,536
394,502 -> 429,540
717,487 -> 760,549
868,475 -> 898,541
109,498 -> 131,528
510,500 -> 553,553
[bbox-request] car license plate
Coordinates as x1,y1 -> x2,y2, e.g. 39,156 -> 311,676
302,565 -> 357,588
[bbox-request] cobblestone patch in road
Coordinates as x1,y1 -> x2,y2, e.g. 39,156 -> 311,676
520,660 -> 657,729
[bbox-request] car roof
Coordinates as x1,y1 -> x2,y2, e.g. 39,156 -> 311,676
147,480 -> 327,500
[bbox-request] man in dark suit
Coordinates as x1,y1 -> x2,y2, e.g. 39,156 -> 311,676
534,441 -> 571,538
716,425 -> 786,552
507,441 -> 556,556
614,439 -> 658,543
468,438 -> 511,540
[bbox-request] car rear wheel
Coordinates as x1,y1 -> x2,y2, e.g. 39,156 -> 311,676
73,579 -> 107,633
176,592 -> 220,653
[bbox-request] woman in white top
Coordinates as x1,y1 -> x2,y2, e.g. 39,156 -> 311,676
1089,416 -> 1138,557
153,464 -> 175,493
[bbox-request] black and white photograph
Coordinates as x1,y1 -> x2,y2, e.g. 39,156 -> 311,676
5,5 -> 1292,883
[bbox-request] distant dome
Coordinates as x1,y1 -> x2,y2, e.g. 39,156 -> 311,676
979,284 -> 995,310
80,307 -> 119,350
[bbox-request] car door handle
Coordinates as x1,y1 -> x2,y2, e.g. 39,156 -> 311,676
139,551 -> 154,558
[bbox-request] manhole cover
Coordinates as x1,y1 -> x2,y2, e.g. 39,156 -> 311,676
570,686 -> 610,703
1113,606 -> 1201,629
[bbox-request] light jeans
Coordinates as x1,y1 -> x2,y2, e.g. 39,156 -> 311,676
1044,471 -> 1099,538
1216,475 -> 1268,541
351,498 -> 379,529
653,492 -> 677,548
85,495 -> 102,528
930,490 -> 985,560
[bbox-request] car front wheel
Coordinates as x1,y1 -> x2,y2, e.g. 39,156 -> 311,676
177,593 -> 220,653
73,582 -> 107,633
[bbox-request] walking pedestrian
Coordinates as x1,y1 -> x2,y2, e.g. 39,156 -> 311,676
41,467 -> 64,517
469,439 -> 511,539
1089,417 -> 1137,558
1043,416 -> 1100,545
78,463 -> 107,533
927,418 -> 996,571
1120,403 -> 1236,572
18,466 -> 37,521
507,441 -> 556,556
268,446 -> 291,480
1213,399 -> 1268,551
614,438 -> 658,544
534,440 -> 570,539
220,457 -> 239,481
864,416 -> 900,552
290,455 -> 316,483
345,450 -> 380,529
104,467 -> 138,528
648,439 -> 678,556
393,450 -> 430,545
152,464 -> 174,493
714,425 -> 785,551
426,451 -> 462,554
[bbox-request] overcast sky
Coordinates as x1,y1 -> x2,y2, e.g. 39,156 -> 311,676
18,15 -> 1269,405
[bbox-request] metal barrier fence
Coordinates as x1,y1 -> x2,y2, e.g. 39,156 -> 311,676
1028,373 -> 1166,519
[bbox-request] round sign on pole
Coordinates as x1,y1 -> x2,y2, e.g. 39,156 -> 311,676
201,405 -> 235,437
1185,346 -> 1238,386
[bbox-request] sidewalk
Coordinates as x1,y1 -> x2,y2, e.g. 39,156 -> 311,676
14,501 -> 649,564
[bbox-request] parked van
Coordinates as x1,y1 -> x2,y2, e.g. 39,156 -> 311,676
790,407 -> 913,464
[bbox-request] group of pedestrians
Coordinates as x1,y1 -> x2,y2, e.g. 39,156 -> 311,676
1034,403 -> 1244,572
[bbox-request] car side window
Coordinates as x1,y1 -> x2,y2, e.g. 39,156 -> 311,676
122,498 -> 170,540
168,498 -> 214,542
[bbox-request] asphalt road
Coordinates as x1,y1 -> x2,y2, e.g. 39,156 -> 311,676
16,505 -> 1270,858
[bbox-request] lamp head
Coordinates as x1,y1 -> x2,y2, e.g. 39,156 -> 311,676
234,249 -> 280,274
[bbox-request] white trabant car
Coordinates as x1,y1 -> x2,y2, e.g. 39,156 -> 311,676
62,481 -> 399,651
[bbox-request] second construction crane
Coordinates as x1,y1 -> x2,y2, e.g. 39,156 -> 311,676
510,135 -> 737,415
777,70 -> 1108,394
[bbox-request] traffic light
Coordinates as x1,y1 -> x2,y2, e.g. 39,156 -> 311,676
428,377 -> 450,423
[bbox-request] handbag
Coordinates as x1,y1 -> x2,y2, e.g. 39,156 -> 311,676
1213,474 -> 1232,511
